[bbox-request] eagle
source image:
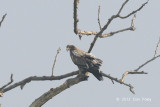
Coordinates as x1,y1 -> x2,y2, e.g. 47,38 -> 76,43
66,45 -> 103,81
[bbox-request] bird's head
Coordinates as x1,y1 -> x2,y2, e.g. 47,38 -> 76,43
66,45 -> 76,51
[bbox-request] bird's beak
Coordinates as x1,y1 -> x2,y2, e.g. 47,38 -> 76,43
66,47 -> 69,51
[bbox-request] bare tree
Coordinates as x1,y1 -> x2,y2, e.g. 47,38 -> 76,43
0,0 -> 160,107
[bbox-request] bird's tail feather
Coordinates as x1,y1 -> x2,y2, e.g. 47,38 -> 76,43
88,68 -> 103,81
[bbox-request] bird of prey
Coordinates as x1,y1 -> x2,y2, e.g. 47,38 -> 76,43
66,45 -> 103,81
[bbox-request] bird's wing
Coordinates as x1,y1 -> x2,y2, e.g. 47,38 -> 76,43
84,53 -> 103,81
84,53 -> 103,67
71,48 -> 102,69
70,50 -> 89,69
71,49 -> 82,57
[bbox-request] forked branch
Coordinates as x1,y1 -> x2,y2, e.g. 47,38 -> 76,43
99,14 -> 136,38
0,74 -> 13,97
88,0 -> 148,53
102,53 -> 160,94
2,71 -> 79,93
121,36 -> 160,82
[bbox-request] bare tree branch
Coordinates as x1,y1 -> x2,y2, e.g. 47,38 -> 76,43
73,0 -> 147,43
29,75 -> 88,107
0,74 -> 13,91
98,6 -> 102,30
121,71 -> 147,83
0,13 -> 7,97
100,14 -> 136,38
154,37 -> 160,57
73,0 -> 100,36
0,74 -> 13,97
121,55 -> 160,82
88,1 -> 148,53
102,55 -> 160,94
3,71 -> 79,93
2,52 -> 158,98
52,48 -> 61,76
103,40 -> 160,93
102,52 -> 159,93
100,28 -> 132,38
73,0 -> 79,34
88,14 -> 117,53
74,13 -> 136,38
117,0 -> 129,15
119,1 -> 149,19
102,72 -> 135,94
131,14 -> 136,27
135,55 -> 160,71
0,14 -> 7,28
0,74 -> 13,96
76,30 -> 98,36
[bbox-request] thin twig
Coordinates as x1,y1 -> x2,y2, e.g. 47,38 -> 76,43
0,14 -> 7,28
52,48 -> 61,76
119,1 -> 149,19
135,55 -> 160,71
154,37 -> 160,57
117,0 -> 129,15
131,14 -> 136,27
98,6 -> 102,30
30,71 -> 138,107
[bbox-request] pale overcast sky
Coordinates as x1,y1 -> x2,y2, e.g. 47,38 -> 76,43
0,0 -> 160,107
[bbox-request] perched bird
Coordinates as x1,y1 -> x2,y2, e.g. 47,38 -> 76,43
66,45 -> 103,81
